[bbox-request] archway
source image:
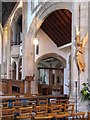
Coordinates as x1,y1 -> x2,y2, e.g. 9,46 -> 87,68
35,53 -> 66,95
24,2 -> 73,94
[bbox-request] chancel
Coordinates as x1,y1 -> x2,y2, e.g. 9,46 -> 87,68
0,1 -> 89,120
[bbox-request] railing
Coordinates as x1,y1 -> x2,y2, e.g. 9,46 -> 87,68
11,45 -> 20,58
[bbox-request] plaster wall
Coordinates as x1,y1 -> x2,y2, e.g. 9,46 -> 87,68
35,28 -> 67,61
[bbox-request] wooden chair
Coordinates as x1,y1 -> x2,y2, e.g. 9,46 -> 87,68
2,108 -> 15,119
2,102 -> 9,109
34,105 -> 52,120
17,106 -> 33,119
50,104 -> 70,119
12,101 -> 22,108
60,99 -> 69,105
38,99 -> 48,106
64,103 -> 85,120
25,100 -> 36,112
87,111 -> 90,120
50,99 -> 60,105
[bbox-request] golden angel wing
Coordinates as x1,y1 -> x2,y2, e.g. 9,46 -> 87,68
82,33 -> 88,48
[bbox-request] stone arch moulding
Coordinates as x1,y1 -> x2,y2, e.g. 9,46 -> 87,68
28,2 -> 73,38
35,52 -> 66,69
11,7 -> 22,26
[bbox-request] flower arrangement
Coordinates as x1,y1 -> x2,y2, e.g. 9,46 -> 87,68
81,82 -> 90,101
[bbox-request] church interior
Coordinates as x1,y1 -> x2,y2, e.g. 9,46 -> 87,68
0,0 -> 89,119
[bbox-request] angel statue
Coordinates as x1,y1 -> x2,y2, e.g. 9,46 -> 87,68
76,29 -> 88,72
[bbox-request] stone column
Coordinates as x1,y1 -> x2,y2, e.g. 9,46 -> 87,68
7,24 -> 11,79
70,2 -> 79,98
22,3 -> 34,76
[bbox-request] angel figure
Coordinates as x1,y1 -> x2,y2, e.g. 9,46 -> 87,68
76,32 -> 88,72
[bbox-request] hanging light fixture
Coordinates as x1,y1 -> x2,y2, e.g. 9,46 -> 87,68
33,37 -> 39,46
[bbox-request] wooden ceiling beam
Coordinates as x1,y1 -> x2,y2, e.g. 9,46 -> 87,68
58,10 -> 71,26
54,12 -> 70,34
42,20 -> 64,45
47,16 -> 69,42
41,9 -> 72,47
62,9 -> 72,22
51,13 -> 71,40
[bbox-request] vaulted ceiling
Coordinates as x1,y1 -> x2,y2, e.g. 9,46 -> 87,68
41,9 -> 72,47
2,2 -> 16,26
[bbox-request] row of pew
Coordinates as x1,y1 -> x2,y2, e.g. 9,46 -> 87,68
0,99 -> 88,120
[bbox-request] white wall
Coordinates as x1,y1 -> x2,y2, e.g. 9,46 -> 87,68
35,28 -> 67,62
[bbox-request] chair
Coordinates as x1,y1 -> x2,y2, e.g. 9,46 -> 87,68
38,99 -> 48,106
34,105 -> 52,120
87,111 -> 90,120
60,99 -> 69,105
64,103 -> 85,120
50,104 -> 70,120
12,101 -> 22,108
17,106 -> 33,119
50,99 -> 60,105
2,102 -> 9,109
2,108 -> 15,119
